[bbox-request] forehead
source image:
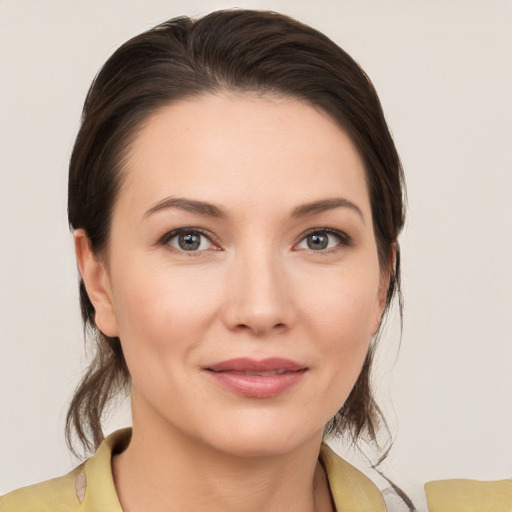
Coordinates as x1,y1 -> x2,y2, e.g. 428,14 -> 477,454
117,93 -> 370,218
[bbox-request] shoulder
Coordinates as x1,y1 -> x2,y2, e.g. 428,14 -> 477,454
0,429 -> 130,512
0,466 -> 83,512
424,478 -> 512,512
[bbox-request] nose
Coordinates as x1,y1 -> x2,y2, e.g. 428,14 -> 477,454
221,248 -> 296,337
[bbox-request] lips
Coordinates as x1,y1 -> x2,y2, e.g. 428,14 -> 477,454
205,358 -> 307,398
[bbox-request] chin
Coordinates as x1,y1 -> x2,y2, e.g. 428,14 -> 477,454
198,418 -> 324,459
211,436 -> 301,459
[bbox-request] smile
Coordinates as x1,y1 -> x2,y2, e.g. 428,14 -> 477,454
204,358 -> 308,398
223,369 -> 289,376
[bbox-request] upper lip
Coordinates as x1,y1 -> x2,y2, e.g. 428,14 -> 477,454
206,358 -> 306,372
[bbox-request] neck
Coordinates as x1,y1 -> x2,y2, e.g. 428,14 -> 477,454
112,400 -> 333,512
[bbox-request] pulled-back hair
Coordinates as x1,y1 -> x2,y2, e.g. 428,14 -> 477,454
66,9 -> 405,457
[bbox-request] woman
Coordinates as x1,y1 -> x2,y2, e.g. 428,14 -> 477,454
1,9 -> 506,512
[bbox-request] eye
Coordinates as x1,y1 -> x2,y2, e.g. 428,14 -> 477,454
295,229 -> 347,251
165,229 -> 213,252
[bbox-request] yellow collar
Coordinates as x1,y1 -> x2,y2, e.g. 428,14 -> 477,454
319,443 -> 386,511
77,428 -> 129,511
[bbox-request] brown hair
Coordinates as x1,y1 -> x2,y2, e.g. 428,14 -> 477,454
66,9 -> 405,457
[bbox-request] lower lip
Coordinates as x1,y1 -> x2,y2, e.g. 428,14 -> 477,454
205,370 -> 307,398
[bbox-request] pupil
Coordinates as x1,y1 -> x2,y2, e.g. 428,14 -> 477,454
308,234 -> 328,250
179,233 -> 200,250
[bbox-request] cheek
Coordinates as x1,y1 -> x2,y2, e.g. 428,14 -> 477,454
300,267 -> 380,342
110,262 -> 223,358
108,264 -> 226,413
297,267 -> 379,393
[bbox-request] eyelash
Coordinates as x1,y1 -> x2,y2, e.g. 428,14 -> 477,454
158,227 -> 351,254
295,228 -> 352,253
158,228 -> 218,256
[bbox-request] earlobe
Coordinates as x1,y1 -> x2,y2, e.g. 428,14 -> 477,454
372,243 -> 397,336
371,282 -> 388,337
74,229 -> 119,337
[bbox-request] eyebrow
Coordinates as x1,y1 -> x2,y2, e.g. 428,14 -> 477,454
144,196 -> 364,222
292,198 -> 365,222
144,197 -> 228,218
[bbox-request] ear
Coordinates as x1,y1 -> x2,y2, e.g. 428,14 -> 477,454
74,229 -> 119,338
371,243 -> 397,336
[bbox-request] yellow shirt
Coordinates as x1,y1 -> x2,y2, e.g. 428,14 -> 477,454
1,429 -> 510,511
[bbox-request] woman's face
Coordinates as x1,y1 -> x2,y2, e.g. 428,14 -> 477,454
84,93 -> 388,457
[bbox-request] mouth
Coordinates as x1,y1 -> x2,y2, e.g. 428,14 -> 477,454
216,369 -> 290,376
204,358 -> 308,398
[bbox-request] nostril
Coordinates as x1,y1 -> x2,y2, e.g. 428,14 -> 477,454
231,320 -> 288,335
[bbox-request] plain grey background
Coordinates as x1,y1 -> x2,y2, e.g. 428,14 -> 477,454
1,0 -> 511,508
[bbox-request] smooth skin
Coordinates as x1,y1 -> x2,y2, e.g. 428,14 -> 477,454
75,93 -> 390,512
